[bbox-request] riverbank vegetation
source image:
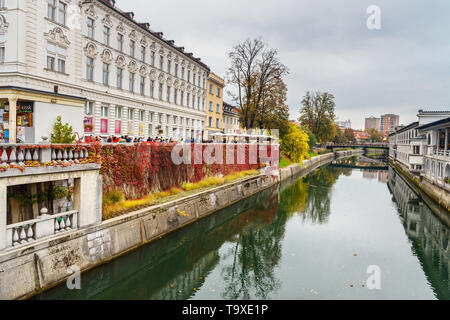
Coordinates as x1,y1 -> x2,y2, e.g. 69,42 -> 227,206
102,169 -> 259,220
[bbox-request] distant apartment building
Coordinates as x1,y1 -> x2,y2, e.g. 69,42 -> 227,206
206,73 -> 224,138
222,102 -> 241,134
365,116 -> 381,131
335,120 -> 351,129
380,114 -> 400,134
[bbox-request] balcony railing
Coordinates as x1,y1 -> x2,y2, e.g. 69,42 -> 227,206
6,210 -> 78,248
434,149 -> 450,157
0,144 -> 89,166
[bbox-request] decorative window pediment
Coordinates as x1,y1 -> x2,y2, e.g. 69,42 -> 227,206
158,47 -> 165,55
102,14 -> 113,27
0,14 -> 9,33
84,42 -> 98,58
116,22 -> 125,35
149,69 -> 157,80
129,29 -> 137,40
167,51 -> 172,60
158,72 -> 165,83
44,27 -> 70,47
128,60 -> 137,73
180,81 -> 186,89
115,55 -> 126,68
140,37 -> 148,47
139,65 -> 148,76
150,41 -> 156,51
173,79 -> 180,88
166,76 -> 173,86
85,4 -> 98,20
100,49 -> 113,63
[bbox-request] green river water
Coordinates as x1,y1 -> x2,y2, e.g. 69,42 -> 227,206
33,158 -> 450,300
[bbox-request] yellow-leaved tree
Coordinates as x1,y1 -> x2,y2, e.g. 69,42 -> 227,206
281,123 -> 310,163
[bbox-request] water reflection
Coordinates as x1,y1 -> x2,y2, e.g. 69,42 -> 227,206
33,162 -> 449,300
387,167 -> 450,299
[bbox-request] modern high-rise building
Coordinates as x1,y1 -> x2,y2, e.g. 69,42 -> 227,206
380,114 -> 400,134
335,120 -> 351,129
365,116 -> 381,131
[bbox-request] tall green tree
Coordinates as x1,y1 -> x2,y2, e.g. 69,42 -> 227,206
298,91 -> 337,143
366,128 -> 383,142
344,128 -> 356,143
50,116 -> 76,143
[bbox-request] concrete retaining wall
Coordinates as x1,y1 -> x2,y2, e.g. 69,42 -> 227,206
389,158 -> 450,211
0,149 -> 362,300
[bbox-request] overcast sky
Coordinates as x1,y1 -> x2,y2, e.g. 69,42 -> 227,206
118,0 -> 450,129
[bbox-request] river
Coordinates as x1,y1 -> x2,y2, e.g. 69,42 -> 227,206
33,158 -> 450,300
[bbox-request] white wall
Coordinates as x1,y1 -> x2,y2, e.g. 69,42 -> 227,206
34,102 -> 84,143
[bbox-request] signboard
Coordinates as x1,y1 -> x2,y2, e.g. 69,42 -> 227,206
84,117 -> 93,133
115,120 -> 121,134
100,119 -> 108,134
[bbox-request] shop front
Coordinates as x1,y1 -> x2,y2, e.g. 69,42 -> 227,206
0,100 -> 34,143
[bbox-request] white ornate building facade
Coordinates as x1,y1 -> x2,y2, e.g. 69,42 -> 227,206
389,110 -> 450,190
0,0 -> 209,143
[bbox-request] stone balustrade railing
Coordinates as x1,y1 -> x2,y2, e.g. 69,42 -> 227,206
6,210 -> 79,248
0,144 -> 89,165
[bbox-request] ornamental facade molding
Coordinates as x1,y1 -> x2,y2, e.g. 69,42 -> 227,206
173,79 -> 180,88
166,76 -> 173,86
139,65 -> 148,76
129,29 -> 137,40
102,14 -> 113,27
115,55 -> 126,68
116,22 -> 126,35
158,72 -> 165,83
100,49 -> 113,64
149,69 -> 157,80
150,42 -> 156,51
84,42 -> 98,58
140,37 -> 148,47
85,4 -> 98,20
44,27 -> 70,47
0,14 -> 9,33
128,60 -> 137,73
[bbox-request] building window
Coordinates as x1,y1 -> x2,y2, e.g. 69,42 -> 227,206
140,76 -> 145,95
115,106 -> 122,119
187,70 -> 191,83
117,33 -> 123,52
209,101 -> 213,111
148,124 -> 152,136
47,0 -> 56,21
158,113 -> 162,123
159,55 -> 164,70
127,108 -> 133,121
0,43 -> 4,63
192,95 -> 195,109
413,146 -> 420,155
168,60 -> 172,74
130,40 -> 135,57
129,73 -> 135,92
149,112 -> 153,123
117,67 -> 123,89
181,91 -> 184,106
103,26 -> 110,46
175,63 -> 178,77
197,97 -> 200,110
47,42 -> 66,73
102,62 -> 109,85
86,57 -> 94,81
216,103 -> 220,113
208,116 -> 212,127
217,87 -> 221,97
58,1 -> 67,25
139,110 -> 145,122
187,93 -> 190,107
174,89 -> 178,105
150,80 -> 154,98
141,46 -> 146,62
198,75 -> 201,87
101,105 -> 108,118
85,101 -> 93,115
166,85 -> 171,102
151,51 -> 155,66
182,67 -> 185,79
216,118 -> 219,128
87,17 -> 95,39
202,98 -> 205,111
209,84 -> 213,94
158,83 -> 163,100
